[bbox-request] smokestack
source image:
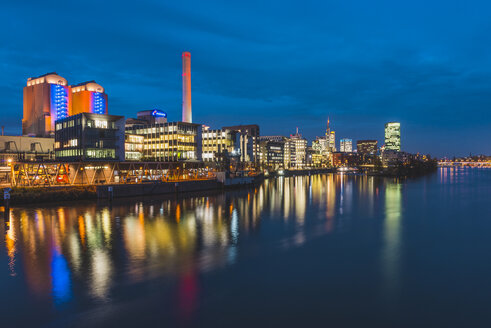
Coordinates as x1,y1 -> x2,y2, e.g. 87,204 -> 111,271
182,52 -> 192,123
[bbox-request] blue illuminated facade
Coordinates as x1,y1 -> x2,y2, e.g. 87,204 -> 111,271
92,92 -> 106,114
50,84 -> 69,121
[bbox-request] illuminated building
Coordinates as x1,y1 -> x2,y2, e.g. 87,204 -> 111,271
357,140 -> 378,155
222,125 -> 260,167
259,139 -> 285,170
54,113 -> 125,161
125,134 -> 144,161
23,72 -> 70,137
202,127 -> 237,162
259,136 -> 290,168
340,138 -> 352,152
0,136 -> 54,162
325,118 -> 336,152
289,128 -> 307,169
332,152 -> 361,167
329,131 -> 336,152
71,81 -> 108,115
385,122 -> 401,151
125,110 -> 168,130
310,151 -> 325,168
182,52 -> 192,123
138,109 -> 167,124
125,121 -> 202,162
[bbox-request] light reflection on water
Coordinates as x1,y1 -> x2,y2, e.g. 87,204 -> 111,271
2,174 -> 393,301
9,170 -> 489,326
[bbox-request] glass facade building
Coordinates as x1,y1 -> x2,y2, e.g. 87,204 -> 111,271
340,138 -> 352,152
385,122 -> 401,151
202,128 -> 237,162
125,122 -> 202,162
54,113 -> 125,161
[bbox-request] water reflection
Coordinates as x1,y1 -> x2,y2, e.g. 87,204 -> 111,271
1,174 -> 399,312
383,181 -> 403,299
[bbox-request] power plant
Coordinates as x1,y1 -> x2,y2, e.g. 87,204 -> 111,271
182,51 -> 192,123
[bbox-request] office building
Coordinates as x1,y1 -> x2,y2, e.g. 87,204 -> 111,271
71,81 -> 108,115
23,72 -> 71,137
222,125 -> 260,167
357,140 -> 378,155
385,122 -> 401,151
340,138 -> 352,152
125,134 -> 144,161
260,136 -> 290,168
332,152 -> 362,167
329,131 -> 336,152
54,113 -> 125,161
259,139 -> 285,170
202,127 -> 238,162
289,129 -> 307,169
126,121 -> 202,162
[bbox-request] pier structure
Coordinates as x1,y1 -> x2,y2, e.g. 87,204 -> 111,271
6,161 -> 212,187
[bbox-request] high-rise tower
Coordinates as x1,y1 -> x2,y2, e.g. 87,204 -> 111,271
182,52 -> 192,123
385,122 -> 401,151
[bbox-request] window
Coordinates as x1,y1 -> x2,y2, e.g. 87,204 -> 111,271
95,120 -> 108,129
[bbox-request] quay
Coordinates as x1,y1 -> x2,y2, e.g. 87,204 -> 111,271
0,160 -> 338,204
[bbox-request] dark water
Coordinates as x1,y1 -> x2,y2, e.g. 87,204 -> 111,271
1,168 -> 491,327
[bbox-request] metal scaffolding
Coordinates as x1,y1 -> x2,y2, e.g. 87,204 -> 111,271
9,161 -> 214,187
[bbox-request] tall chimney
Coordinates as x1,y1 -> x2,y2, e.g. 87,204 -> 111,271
182,52 -> 192,123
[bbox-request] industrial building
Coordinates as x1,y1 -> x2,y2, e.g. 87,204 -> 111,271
70,81 -> 108,115
0,135 -> 54,163
23,72 -> 109,137
23,73 -> 71,137
182,52 -> 192,123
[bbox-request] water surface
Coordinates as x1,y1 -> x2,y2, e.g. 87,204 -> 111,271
1,168 -> 491,327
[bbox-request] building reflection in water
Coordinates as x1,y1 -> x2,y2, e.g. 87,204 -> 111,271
383,181 -> 403,300
2,174 -> 393,310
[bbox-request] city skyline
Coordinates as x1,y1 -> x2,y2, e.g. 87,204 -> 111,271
2,1 -> 491,157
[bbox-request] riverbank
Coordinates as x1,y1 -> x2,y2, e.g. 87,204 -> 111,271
7,186 -> 97,205
366,160 -> 438,177
2,164 -> 436,205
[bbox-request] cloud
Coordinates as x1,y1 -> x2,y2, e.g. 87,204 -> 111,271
1,0 -> 491,156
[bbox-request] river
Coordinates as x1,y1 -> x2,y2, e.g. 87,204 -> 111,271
1,167 -> 491,327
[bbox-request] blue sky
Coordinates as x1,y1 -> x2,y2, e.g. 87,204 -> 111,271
1,0 -> 491,157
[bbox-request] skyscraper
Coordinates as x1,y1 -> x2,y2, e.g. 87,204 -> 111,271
329,131 -> 336,152
326,117 -> 336,152
23,72 -> 70,137
71,81 -> 108,115
385,122 -> 401,151
340,138 -> 352,152
182,52 -> 192,123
